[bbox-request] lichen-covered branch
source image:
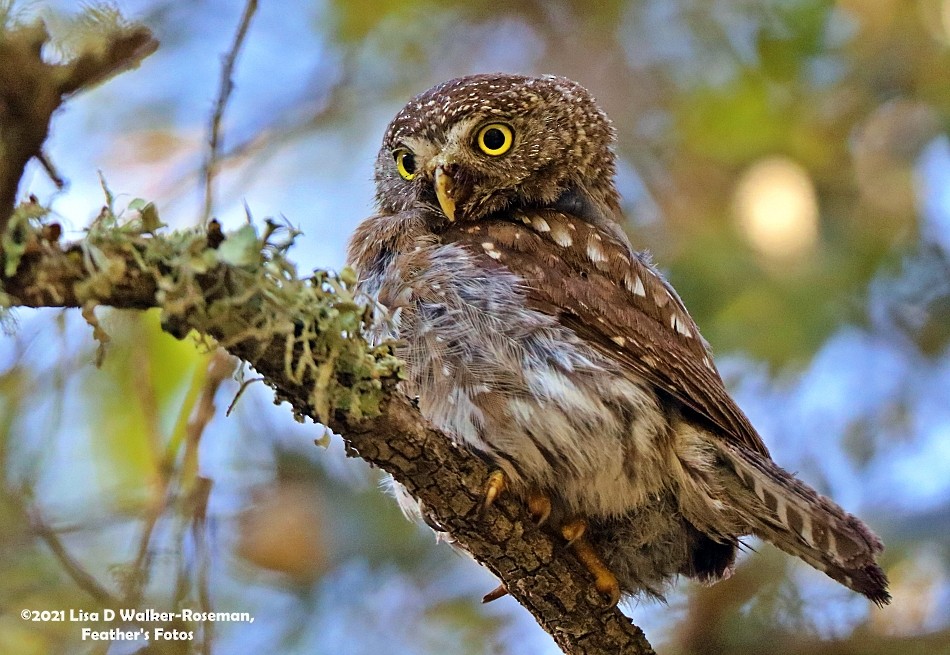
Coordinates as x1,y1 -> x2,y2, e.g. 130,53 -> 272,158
0,8 -> 655,654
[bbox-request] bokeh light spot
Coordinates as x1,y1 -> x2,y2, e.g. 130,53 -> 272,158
734,156 -> 820,260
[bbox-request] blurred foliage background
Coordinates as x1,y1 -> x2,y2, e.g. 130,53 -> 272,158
2,0 -> 950,653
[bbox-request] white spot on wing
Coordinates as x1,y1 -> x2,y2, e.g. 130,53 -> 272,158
753,477 -> 765,502
587,239 -> 607,263
775,495 -> 789,528
532,216 -> 550,232
482,241 -> 502,260
801,513 -> 815,547
671,313 -> 693,338
550,225 -> 573,247
625,274 -> 646,297
826,525 -> 839,561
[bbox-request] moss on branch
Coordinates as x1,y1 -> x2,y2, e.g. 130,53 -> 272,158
1,199 -> 401,423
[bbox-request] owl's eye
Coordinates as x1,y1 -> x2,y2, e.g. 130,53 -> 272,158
394,149 -> 417,180
476,123 -> 514,156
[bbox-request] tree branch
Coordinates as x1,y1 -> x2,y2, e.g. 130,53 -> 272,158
0,11 -> 158,235
0,11 -> 654,654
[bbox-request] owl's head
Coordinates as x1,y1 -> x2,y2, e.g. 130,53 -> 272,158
374,73 -> 620,226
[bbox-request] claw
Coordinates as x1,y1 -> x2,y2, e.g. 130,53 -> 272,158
527,490 -> 552,525
560,517 -> 587,545
481,469 -> 507,514
482,583 -> 509,603
561,518 -> 621,607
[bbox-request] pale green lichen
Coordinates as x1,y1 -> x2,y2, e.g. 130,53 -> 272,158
2,200 -> 49,277
4,195 -> 402,423
80,303 -> 111,367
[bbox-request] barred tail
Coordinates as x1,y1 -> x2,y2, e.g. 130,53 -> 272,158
717,443 -> 890,605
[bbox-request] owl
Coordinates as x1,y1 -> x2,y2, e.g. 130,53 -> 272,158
347,73 -> 889,606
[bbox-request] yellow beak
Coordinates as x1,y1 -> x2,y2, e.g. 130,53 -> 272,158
434,166 -> 456,222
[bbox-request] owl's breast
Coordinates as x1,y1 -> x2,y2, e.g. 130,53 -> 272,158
367,239 -> 672,518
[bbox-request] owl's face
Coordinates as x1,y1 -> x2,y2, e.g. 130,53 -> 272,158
374,73 -> 619,225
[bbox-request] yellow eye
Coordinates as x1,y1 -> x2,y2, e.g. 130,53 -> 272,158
476,123 -> 514,156
394,149 -> 417,180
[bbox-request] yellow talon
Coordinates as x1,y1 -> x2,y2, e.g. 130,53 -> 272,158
527,490 -> 552,525
482,469 -> 507,513
560,517 -> 587,545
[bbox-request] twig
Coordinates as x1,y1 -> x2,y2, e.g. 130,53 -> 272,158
201,0 -> 259,224
182,352 -> 231,655
31,511 -> 121,607
193,476 -> 214,655
123,352 -> 232,608
36,150 -> 66,189
226,375 -> 264,416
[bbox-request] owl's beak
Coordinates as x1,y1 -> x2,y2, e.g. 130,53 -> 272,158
433,166 -> 457,222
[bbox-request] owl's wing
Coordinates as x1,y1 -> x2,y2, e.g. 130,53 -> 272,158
442,210 -> 770,457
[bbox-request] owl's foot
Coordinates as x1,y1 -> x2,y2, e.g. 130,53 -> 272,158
560,518 -> 621,607
481,471 -> 552,526
482,583 -> 508,603
527,489 -> 552,525
481,469 -> 507,514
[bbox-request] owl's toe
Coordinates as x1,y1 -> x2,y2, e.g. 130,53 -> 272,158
560,517 -> 588,544
561,518 -> 621,607
527,490 -> 552,525
481,469 -> 507,514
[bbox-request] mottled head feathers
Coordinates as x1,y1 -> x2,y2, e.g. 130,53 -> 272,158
375,73 -> 620,225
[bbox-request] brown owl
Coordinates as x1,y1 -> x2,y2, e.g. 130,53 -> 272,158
347,73 -> 889,607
